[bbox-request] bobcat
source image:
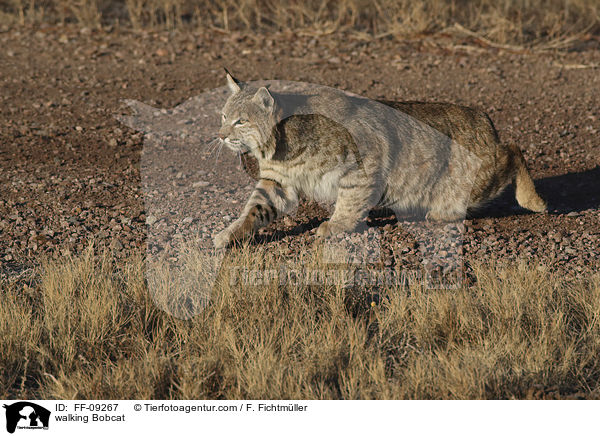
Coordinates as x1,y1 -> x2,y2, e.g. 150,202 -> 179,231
213,71 -> 546,249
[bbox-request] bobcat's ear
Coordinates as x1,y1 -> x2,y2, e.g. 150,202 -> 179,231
252,87 -> 274,111
224,68 -> 241,93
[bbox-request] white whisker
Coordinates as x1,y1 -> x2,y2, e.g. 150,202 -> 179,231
214,142 -> 224,164
207,137 -> 221,155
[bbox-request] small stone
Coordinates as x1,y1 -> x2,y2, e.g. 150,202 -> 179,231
193,181 -> 210,188
146,215 -> 158,225
182,217 -> 194,224
110,239 -> 124,251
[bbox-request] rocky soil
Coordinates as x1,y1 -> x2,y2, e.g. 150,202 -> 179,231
1,25 -> 599,283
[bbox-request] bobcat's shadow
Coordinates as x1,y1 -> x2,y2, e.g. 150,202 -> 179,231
473,166 -> 600,218
252,204 -> 328,245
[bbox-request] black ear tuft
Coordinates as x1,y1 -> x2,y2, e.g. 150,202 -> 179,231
223,67 -> 241,84
224,67 -> 242,93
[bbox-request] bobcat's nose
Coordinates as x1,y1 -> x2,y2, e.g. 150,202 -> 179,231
218,133 -> 226,140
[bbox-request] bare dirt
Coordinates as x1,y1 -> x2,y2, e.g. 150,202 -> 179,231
1,25 -> 599,281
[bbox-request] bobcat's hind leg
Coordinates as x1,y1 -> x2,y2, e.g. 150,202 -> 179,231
424,190 -> 470,222
316,179 -> 378,237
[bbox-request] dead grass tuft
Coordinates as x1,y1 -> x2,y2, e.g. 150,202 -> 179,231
0,0 -> 598,45
1,245 -> 600,399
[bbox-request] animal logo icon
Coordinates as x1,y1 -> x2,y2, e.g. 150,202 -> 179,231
3,402 -> 50,433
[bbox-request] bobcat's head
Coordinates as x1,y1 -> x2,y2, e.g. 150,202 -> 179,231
218,70 -> 278,159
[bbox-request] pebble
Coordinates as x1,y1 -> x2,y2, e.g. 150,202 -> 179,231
110,239 -> 124,251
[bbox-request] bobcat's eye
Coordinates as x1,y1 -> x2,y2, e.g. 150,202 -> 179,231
221,113 -> 226,122
235,118 -> 248,126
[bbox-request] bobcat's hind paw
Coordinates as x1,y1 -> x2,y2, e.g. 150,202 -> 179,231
316,221 -> 354,238
425,210 -> 464,223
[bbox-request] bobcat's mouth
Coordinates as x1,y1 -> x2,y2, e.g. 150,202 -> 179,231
223,137 -> 250,153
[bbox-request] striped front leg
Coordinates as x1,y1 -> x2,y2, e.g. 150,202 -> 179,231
213,179 -> 298,249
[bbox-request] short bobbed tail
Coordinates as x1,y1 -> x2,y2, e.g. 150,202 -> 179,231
510,144 -> 547,212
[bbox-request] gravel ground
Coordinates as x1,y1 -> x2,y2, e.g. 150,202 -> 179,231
1,25 -> 599,282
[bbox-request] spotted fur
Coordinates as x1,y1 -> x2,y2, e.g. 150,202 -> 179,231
213,72 -> 546,249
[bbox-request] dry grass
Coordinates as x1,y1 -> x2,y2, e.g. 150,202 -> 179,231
0,0 -> 598,45
2,244 -> 600,399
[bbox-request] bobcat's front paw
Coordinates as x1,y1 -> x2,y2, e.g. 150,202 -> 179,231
213,226 -> 234,249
